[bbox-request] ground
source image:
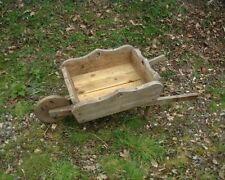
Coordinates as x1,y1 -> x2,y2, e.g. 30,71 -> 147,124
0,0 -> 225,179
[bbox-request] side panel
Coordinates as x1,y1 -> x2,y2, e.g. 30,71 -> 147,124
72,81 -> 163,123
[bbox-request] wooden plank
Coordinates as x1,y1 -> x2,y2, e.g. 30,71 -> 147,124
72,63 -> 141,94
72,81 -> 163,123
61,67 -> 79,104
63,46 -> 133,76
78,80 -> 143,101
131,49 -> 160,82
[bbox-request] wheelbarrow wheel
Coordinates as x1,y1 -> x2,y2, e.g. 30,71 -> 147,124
34,95 -> 71,123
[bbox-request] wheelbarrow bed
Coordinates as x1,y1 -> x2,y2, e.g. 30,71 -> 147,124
61,45 -> 162,122
72,63 -> 143,101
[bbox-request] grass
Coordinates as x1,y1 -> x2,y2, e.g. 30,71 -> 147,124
100,155 -> 146,179
0,0 -> 224,179
19,154 -> 84,179
113,129 -> 166,163
0,171 -> 14,180
19,154 -> 52,179
97,121 -> 165,179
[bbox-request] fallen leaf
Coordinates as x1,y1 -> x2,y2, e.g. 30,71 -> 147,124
151,160 -> 158,168
51,124 -> 57,130
200,67 -> 208,74
97,174 -> 107,180
66,25 -> 75,32
34,148 -> 41,153
119,149 -> 130,160
212,158 -> 218,165
30,11 -> 35,16
80,24 -> 86,29
219,170 -> 224,179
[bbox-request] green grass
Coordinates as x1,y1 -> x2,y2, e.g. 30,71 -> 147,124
13,101 -> 33,118
19,154 -> 84,179
100,155 -> 146,179
161,69 -> 174,80
196,170 -> 217,180
50,161 -> 86,180
0,0 -> 223,179
206,83 -> 225,112
65,129 -> 94,144
0,171 -> 14,180
19,154 -> 52,179
113,129 -> 166,163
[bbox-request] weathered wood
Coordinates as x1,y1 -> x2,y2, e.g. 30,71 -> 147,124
62,45 -> 160,103
62,67 -> 79,104
153,93 -> 198,105
72,63 -> 141,96
144,93 -> 198,119
78,80 -> 143,101
49,105 -> 72,118
72,81 -> 163,123
46,93 -> 198,120
131,49 -> 161,82
34,95 -> 71,123
148,55 -> 167,65
61,45 -> 132,76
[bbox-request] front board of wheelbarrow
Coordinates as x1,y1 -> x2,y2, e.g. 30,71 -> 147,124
61,45 -> 163,123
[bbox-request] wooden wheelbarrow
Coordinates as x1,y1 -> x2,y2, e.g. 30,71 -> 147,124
34,45 -> 198,123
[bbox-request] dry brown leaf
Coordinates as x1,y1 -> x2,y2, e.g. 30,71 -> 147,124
151,160 -> 158,168
66,25 -> 75,32
212,158 -> 218,165
30,11 -> 35,16
51,124 -> 57,130
119,149 -> 130,160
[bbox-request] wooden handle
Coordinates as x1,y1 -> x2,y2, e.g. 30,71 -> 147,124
148,55 -> 167,65
154,93 -> 198,105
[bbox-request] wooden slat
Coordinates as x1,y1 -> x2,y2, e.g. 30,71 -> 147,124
72,63 -> 141,95
72,81 -> 163,123
131,49 -> 160,82
66,49 -> 131,76
78,80 -> 143,101
61,67 -> 79,103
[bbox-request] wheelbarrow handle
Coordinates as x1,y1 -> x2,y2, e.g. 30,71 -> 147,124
154,93 -> 198,105
148,55 -> 168,65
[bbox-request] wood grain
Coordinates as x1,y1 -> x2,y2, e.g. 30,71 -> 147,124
72,81 -> 162,123
78,80 -> 143,101
72,63 -> 143,101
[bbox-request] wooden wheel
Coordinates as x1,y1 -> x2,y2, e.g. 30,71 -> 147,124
34,95 -> 71,123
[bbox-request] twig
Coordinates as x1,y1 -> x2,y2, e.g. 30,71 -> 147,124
92,134 -> 108,148
44,125 -> 51,138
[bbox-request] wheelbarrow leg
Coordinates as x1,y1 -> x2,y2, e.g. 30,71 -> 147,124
144,93 -> 198,120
